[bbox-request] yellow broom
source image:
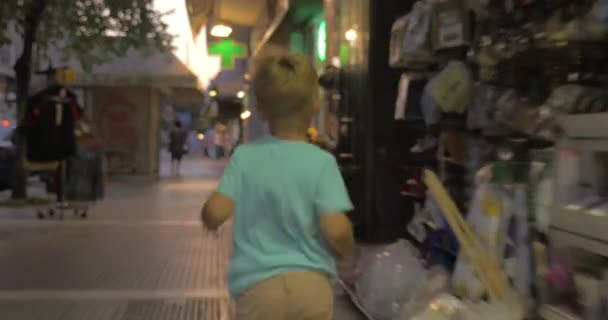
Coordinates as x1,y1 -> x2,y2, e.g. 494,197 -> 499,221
423,169 -> 508,301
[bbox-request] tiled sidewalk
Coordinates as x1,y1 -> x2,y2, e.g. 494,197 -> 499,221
0,156 -> 364,319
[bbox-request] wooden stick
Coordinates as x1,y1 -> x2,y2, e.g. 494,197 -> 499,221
424,169 -> 508,301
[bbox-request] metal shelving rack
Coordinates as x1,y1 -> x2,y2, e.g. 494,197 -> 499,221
543,115 -> 608,320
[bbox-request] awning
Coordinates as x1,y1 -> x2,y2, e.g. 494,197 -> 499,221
75,50 -> 203,90
187,0 -> 267,28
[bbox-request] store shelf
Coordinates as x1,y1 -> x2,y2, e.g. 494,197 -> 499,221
558,113 -> 608,140
540,305 -> 582,320
550,228 -> 608,258
551,206 -> 608,247
559,139 -> 608,151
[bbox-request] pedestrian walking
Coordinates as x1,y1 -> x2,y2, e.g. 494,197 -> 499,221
168,121 -> 187,175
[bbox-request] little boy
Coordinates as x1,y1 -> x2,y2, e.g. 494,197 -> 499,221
202,51 -> 354,320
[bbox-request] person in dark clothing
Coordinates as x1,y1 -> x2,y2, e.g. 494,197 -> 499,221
169,121 -> 188,175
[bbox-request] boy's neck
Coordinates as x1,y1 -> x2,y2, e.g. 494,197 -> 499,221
269,120 -> 309,142
272,131 -> 308,141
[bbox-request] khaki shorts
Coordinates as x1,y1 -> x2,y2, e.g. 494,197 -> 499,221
236,271 -> 334,320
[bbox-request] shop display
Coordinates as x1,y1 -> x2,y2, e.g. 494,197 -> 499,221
424,170 -> 509,301
432,0 -> 472,50
337,0 -> 608,318
389,1 -> 435,68
395,74 -> 428,120
452,183 -> 510,300
425,61 -> 473,115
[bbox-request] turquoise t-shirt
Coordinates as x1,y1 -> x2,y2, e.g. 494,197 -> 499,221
217,136 -> 353,298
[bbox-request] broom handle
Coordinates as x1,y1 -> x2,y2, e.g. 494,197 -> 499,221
424,169 -> 507,300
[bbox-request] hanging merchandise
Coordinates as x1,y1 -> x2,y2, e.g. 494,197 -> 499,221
425,61 -> 473,114
356,240 -> 426,320
546,0 -> 608,41
543,85 -> 608,115
22,85 -> 81,162
389,0 -> 435,68
432,0 -> 472,50
451,183 -> 512,300
466,83 -> 508,133
395,73 -> 429,120
494,89 -> 551,138
506,186 -> 533,298
421,91 -> 443,126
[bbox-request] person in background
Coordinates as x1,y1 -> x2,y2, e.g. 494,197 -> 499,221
169,121 -> 187,175
202,50 -> 355,320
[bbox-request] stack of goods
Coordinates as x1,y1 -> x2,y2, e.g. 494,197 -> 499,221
348,1 -> 608,319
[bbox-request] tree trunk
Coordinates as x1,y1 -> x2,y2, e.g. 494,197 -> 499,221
11,0 -> 48,199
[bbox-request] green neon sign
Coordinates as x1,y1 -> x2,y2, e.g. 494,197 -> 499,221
209,39 -> 247,69
317,21 -> 326,62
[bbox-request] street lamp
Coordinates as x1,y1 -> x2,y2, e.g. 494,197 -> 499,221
345,28 -> 358,42
237,90 -> 246,99
210,24 -> 233,38
240,110 -> 251,120
209,90 -> 218,97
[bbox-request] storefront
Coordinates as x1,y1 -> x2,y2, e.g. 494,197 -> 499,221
324,0 -> 608,319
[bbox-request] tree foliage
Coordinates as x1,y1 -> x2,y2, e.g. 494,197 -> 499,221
0,0 -> 173,70
0,0 -> 173,199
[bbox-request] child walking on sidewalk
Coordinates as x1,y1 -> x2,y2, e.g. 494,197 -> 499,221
202,50 -> 355,320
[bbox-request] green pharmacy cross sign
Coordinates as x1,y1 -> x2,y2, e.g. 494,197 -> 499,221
209,39 -> 247,70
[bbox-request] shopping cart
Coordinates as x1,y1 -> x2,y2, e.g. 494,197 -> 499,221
28,147 -> 104,219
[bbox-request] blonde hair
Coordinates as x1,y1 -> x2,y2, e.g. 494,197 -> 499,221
252,50 -> 319,123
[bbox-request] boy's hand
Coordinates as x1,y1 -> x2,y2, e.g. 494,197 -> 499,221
337,256 -> 360,288
201,192 -> 234,231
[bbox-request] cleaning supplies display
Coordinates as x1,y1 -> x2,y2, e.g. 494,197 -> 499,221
389,0 -> 435,68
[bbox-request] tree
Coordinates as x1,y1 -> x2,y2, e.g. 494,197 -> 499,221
0,0 -> 172,198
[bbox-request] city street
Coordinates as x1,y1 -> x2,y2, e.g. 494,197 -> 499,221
0,156 -> 364,320
0,157 -> 234,319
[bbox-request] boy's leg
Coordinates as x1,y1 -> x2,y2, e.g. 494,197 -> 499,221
236,275 -> 288,320
284,271 -> 334,320
236,272 -> 333,320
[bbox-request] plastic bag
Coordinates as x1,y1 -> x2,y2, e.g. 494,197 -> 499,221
452,184 -> 511,300
356,240 -> 425,320
433,0 -> 472,50
405,294 -> 465,320
405,294 -> 525,320
425,61 -> 473,114
389,1 -> 434,67
399,268 -> 451,319
421,91 -> 443,126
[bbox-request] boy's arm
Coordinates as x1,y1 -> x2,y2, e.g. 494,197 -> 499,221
320,212 -> 354,260
202,192 -> 234,230
202,150 -> 240,230
316,158 -> 355,260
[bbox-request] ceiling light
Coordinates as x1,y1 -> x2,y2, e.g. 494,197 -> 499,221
240,110 -> 251,120
237,90 -> 246,99
345,29 -> 358,42
210,24 -> 232,38
209,90 -> 218,97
